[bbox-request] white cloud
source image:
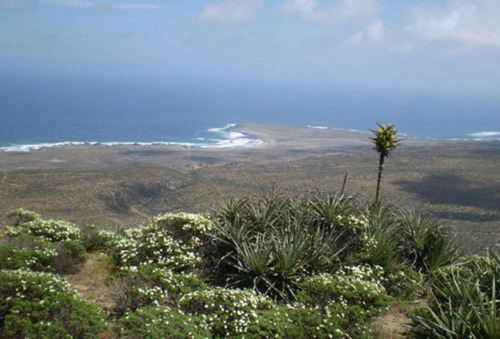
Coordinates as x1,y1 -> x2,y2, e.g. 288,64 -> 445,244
343,19 -> 414,53
280,0 -> 382,24
407,0 -> 500,48
44,0 -> 164,10
346,19 -> 384,45
200,0 -> 265,23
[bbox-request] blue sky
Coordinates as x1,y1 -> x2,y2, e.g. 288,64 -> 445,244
1,0 -> 500,97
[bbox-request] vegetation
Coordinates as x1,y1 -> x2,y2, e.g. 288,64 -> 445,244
412,252 -> 500,338
3,189 -> 492,338
370,123 -> 399,203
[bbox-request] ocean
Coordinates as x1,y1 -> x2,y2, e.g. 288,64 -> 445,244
1,74 -> 499,152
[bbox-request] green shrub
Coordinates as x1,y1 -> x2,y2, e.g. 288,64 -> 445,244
209,193 -> 351,301
6,218 -> 82,243
49,240 -> 88,274
358,205 -> 401,272
115,306 -> 211,339
413,252 -> 500,338
110,214 -> 205,273
2,212 -> 88,274
180,287 -> 278,338
110,265 -> 206,314
298,265 -> 390,310
0,236 -> 58,271
384,266 -> 425,298
0,269 -> 106,338
6,209 -> 42,227
80,223 -> 116,251
396,210 -> 458,273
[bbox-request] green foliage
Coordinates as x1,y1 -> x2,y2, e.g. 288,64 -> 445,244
6,218 -> 82,242
384,266 -> 426,298
370,122 -> 400,202
2,211 -> 88,274
298,265 -> 390,310
0,201 -> 468,339
115,306 -> 211,339
80,223 -> 113,251
0,269 -> 106,339
109,212 -> 212,274
110,264 -> 206,314
359,205 -> 401,271
397,210 -> 458,273
370,123 -> 399,157
179,287 -> 280,338
6,209 -> 42,227
51,240 -> 88,274
413,252 -> 500,338
0,236 -> 58,271
209,193 -> 349,301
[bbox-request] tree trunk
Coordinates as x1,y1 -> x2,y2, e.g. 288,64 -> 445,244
375,154 -> 385,203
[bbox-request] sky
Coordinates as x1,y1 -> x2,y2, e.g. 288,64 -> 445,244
1,0 -> 500,97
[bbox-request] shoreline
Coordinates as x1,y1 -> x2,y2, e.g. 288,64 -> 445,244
1,122 -> 499,153
0,123 -> 267,153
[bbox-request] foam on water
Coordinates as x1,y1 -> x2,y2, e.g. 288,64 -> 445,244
468,131 -> 500,139
0,123 -> 265,152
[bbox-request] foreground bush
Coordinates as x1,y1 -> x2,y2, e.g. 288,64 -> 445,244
1,211 -> 88,273
208,193 -> 360,300
208,193 -> 456,302
116,306 -> 211,339
110,212 -> 211,273
0,269 -> 106,338
413,252 -> 500,338
0,197 -> 462,338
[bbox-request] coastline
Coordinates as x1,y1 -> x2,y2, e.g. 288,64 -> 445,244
1,121 -> 498,154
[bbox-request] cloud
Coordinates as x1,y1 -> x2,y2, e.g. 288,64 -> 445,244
342,19 -> 414,53
44,0 -> 164,10
280,0 -> 382,24
200,0 -> 265,23
407,0 -> 500,48
345,19 -> 384,45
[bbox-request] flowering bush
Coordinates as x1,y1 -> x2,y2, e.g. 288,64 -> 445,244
0,269 -> 106,338
2,211 -> 88,273
180,287 -> 282,337
296,265 -> 390,337
116,306 -> 211,339
110,217 -> 203,272
152,212 -> 213,240
6,218 -> 82,242
0,236 -> 58,271
384,266 -> 425,298
111,265 -> 206,313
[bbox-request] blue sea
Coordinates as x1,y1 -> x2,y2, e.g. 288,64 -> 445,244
1,73 -> 499,152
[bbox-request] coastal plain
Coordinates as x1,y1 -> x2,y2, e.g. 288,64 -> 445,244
0,123 -> 498,253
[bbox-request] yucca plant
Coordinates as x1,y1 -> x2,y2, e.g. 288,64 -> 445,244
209,193 -> 347,301
370,123 -> 399,203
359,203 -> 401,271
413,252 -> 500,338
396,210 -> 458,273
308,194 -> 355,230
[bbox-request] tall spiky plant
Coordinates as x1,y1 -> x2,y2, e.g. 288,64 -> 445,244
370,123 -> 399,203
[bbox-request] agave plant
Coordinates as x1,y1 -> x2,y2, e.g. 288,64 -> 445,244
396,209 -> 458,273
413,253 -> 500,338
209,193 -> 347,301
